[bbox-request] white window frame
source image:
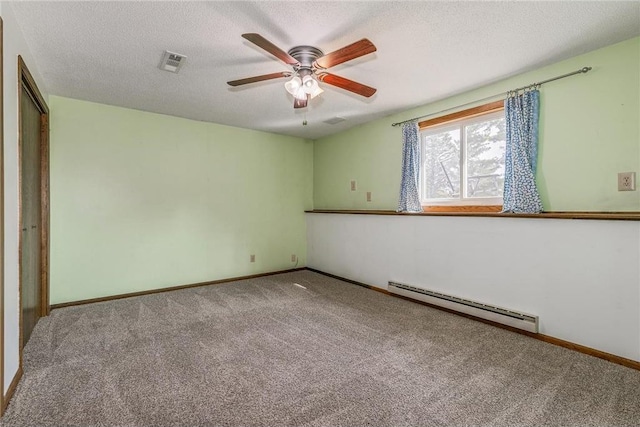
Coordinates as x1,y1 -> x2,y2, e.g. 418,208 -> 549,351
420,110 -> 505,207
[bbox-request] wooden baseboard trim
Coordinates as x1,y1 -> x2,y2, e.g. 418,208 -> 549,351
51,268 -> 307,309
533,334 -> 640,371
2,366 -> 23,414
306,268 -> 640,371
306,268 -> 388,293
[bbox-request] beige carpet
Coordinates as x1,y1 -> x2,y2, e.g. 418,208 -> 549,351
2,270 -> 640,426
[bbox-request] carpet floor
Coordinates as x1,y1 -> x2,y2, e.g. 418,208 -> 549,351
2,270 -> 640,426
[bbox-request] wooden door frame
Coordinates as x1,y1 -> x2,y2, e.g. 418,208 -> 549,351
17,55 -> 49,365
0,16 -> 5,415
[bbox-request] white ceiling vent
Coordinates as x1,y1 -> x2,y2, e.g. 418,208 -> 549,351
323,116 -> 346,125
159,50 -> 186,73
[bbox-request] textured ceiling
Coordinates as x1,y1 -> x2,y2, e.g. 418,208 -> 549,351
9,1 -> 640,140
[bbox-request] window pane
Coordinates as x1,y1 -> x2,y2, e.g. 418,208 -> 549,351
465,117 -> 506,198
423,128 -> 460,199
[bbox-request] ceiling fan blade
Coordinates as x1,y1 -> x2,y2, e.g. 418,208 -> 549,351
227,71 -> 291,87
242,33 -> 299,66
317,72 -> 377,97
293,95 -> 308,109
314,38 -> 376,69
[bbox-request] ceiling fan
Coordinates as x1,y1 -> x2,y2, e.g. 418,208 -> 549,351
227,33 -> 377,109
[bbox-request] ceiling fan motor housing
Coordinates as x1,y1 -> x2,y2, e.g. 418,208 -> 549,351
288,46 -> 324,71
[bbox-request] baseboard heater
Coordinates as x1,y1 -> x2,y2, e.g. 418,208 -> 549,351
388,281 -> 539,333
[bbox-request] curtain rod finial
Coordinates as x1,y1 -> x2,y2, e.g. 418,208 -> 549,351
582,66 -> 592,73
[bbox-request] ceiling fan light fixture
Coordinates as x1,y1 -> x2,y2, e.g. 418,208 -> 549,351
284,76 -> 302,95
302,74 -> 321,96
302,74 -> 314,88
294,87 -> 308,101
309,85 -> 324,99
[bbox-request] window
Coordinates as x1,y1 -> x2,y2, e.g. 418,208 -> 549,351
419,101 -> 506,211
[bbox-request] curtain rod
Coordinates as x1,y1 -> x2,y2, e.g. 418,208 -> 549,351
391,66 -> 592,127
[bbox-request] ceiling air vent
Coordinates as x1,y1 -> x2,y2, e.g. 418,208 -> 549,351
159,50 -> 187,73
323,116 -> 346,125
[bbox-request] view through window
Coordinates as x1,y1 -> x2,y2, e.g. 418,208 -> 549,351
420,105 -> 506,209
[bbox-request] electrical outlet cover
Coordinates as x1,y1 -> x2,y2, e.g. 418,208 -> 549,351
618,172 -> 636,191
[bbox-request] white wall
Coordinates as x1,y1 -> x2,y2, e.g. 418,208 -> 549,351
307,213 -> 640,362
1,3 -> 48,393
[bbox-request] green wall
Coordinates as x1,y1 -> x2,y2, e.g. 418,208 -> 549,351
49,37 -> 639,303
314,37 -> 640,211
50,96 -> 313,304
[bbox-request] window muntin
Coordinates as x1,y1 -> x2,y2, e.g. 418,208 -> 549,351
420,110 -> 506,206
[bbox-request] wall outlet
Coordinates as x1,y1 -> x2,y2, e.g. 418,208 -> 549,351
250,254 -> 255,262
291,254 -> 297,262
366,191 -> 372,202
350,180 -> 357,191
618,172 -> 636,191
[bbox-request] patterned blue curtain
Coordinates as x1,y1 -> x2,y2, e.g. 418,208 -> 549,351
502,89 -> 544,213
397,121 -> 422,212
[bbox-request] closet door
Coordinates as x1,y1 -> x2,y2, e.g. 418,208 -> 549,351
20,85 -> 42,347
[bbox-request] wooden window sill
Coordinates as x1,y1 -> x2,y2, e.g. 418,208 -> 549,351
423,205 -> 502,213
305,210 -> 640,221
